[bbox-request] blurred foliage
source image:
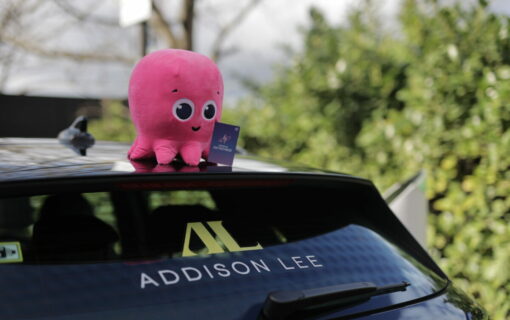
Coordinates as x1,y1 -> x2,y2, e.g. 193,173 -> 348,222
225,0 -> 510,317
89,101 -> 135,142
150,191 -> 217,211
84,193 -> 116,229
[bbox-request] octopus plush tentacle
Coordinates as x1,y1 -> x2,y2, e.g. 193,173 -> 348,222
180,143 -> 203,166
154,140 -> 179,165
128,137 -> 154,160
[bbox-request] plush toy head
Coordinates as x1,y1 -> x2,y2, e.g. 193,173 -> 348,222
128,49 -> 224,166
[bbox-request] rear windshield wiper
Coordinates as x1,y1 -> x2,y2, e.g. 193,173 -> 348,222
262,281 -> 410,320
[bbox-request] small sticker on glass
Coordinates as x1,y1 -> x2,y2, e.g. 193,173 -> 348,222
0,242 -> 23,264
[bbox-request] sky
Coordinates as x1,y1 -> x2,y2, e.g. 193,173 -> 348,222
0,0 -> 399,102
2,0 -> 508,103
198,0 -> 400,103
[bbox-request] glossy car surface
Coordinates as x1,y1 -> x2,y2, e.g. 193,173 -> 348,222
0,138 -> 487,319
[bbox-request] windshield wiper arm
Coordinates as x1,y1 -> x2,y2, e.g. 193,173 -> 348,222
262,281 -> 410,320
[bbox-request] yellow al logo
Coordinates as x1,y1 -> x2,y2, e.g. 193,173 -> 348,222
182,220 -> 263,257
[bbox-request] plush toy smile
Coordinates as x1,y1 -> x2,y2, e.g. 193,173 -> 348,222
127,49 -> 224,166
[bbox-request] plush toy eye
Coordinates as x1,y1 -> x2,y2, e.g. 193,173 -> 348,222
173,98 -> 194,121
202,101 -> 217,121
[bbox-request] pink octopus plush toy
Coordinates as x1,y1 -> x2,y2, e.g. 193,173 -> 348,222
128,49 -> 224,166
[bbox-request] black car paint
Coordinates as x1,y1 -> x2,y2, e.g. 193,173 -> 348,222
0,138 -> 487,319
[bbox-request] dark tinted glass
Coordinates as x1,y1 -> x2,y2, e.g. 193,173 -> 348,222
0,186 -> 446,319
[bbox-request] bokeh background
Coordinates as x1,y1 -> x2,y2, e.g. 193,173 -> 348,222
1,0 -> 510,318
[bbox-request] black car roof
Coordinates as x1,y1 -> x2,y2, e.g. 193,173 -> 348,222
0,138 -> 360,183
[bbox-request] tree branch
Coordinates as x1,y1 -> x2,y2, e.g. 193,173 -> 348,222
2,34 -> 136,64
151,1 -> 180,48
181,0 -> 195,50
53,0 -> 119,26
0,49 -> 16,91
211,0 -> 262,61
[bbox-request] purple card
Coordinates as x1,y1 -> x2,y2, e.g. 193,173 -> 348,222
208,122 -> 240,166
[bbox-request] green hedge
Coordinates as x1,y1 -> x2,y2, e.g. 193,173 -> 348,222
89,101 -> 135,143
224,0 -> 510,317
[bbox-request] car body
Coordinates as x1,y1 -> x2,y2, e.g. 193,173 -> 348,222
0,138 -> 487,319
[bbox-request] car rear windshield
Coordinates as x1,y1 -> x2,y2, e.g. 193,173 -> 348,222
0,184 -> 447,319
